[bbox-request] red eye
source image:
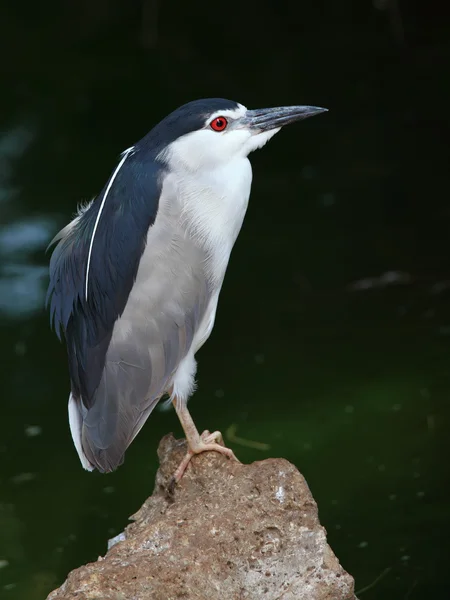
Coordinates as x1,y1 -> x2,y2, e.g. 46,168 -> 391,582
210,116 -> 228,131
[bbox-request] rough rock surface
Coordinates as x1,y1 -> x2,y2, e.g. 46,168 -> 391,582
48,435 -> 357,600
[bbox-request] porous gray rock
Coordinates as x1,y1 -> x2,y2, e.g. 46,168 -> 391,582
47,434 -> 357,600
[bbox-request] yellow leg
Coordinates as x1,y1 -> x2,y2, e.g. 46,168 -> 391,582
172,398 -> 240,482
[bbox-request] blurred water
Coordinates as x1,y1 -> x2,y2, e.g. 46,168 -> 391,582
0,2 -> 449,599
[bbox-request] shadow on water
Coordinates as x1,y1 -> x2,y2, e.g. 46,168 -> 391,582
1,1 -> 450,598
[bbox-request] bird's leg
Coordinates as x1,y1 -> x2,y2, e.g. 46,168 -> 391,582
172,398 -> 240,482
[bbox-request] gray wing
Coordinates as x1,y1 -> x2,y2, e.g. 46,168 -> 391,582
47,147 -> 212,473
80,188 -> 212,472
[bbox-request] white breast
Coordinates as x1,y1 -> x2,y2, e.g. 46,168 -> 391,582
177,157 -> 253,286
189,159 -> 252,354
156,157 -> 252,361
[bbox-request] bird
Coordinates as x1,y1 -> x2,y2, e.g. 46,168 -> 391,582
46,98 -> 327,482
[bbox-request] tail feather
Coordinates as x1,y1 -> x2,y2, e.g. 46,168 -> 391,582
68,392 -> 162,473
68,393 -> 95,471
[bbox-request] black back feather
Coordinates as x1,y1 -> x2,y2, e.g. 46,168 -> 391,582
47,149 -> 162,406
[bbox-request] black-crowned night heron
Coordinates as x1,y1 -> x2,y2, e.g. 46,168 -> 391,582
47,98 -> 327,482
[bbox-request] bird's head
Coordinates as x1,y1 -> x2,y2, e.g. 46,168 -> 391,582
147,98 -> 327,173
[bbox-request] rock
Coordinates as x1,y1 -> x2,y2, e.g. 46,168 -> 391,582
47,434 -> 357,600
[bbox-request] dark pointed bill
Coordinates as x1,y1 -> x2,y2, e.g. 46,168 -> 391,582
244,105 -> 328,131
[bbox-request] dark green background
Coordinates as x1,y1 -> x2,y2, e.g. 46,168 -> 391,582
0,0 -> 449,598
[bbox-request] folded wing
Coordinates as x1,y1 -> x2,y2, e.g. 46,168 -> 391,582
47,148 -> 209,472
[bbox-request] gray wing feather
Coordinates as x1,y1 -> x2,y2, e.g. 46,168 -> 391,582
80,207 -> 211,472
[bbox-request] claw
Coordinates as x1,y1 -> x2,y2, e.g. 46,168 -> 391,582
170,398 -> 240,484
173,429 -> 240,482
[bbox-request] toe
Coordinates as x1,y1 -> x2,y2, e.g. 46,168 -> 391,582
201,430 -> 224,445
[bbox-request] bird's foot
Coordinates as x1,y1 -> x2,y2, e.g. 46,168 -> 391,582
173,429 -> 240,483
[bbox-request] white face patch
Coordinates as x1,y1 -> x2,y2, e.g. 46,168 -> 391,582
161,104 -> 280,174
244,127 -> 281,153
